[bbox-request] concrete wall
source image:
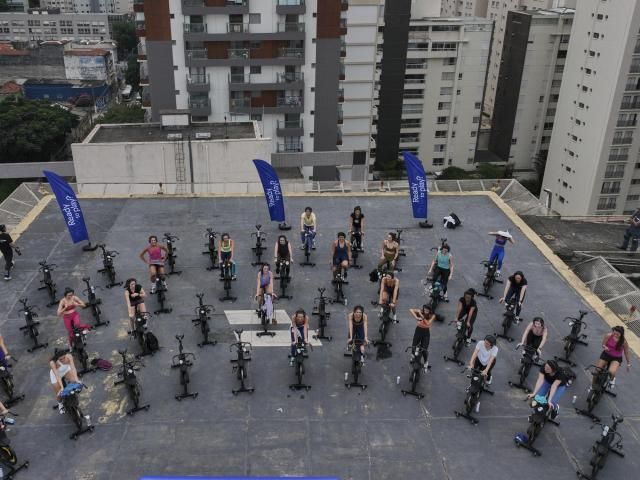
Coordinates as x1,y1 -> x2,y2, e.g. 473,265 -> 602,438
64,54 -> 109,80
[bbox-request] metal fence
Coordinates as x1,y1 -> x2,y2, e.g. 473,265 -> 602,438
572,256 -> 640,336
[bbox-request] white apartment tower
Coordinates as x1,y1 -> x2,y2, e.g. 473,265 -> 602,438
542,0 -> 640,215
488,8 -> 573,173
40,0 -> 132,14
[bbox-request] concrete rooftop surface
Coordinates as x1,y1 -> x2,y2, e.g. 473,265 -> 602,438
0,194 -> 638,480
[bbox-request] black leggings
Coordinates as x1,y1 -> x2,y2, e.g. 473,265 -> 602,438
474,357 -> 496,377
2,248 -> 13,273
412,327 -> 430,362
458,310 -> 477,338
433,266 -> 450,294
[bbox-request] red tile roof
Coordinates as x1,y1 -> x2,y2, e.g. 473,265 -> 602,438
64,49 -> 110,57
0,81 -> 21,95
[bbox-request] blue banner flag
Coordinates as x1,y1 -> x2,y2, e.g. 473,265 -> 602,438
253,159 -> 286,223
43,170 -> 90,244
402,151 -> 428,219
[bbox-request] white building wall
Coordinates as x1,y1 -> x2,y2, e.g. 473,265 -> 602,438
542,0 -> 640,215
64,53 -> 109,80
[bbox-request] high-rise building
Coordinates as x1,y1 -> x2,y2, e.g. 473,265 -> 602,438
5,0 -> 27,12
40,0 -> 132,14
541,0 -> 640,215
440,0 -> 489,17
375,10 -> 492,171
489,8 -> 573,173
136,0 -> 380,161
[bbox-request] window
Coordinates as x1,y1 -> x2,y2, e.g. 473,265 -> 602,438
432,42 -> 457,51
440,87 -> 453,96
470,131 -> 477,137
249,13 -> 261,24
438,102 -> 451,110
597,197 -> 617,210
472,116 -> 480,123
605,164 -> 626,178
250,114 -> 262,121
443,57 -> 456,66
511,138 -> 517,145
434,144 -> 446,152
601,181 -> 621,194
406,59 -> 426,69
400,118 -> 422,128
433,158 -> 445,166
632,179 -> 640,185
437,116 -> 448,124
250,65 -> 261,74
441,71 -> 455,81
435,130 -> 447,138
402,104 -> 423,114
474,102 -> 481,109
628,195 -> 640,201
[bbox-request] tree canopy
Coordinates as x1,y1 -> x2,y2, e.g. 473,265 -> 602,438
125,55 -> 140,89
0,0 -> 10,12
98,103 -> 145,124
0,99 -> 79,163
112,21 -> 137,59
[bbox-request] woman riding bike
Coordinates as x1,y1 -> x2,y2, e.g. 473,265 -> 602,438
289,309 -> 309,366
273,235 -> 293,276
124,278 -> 147,332
594,325 -> 631,387
218,232 -> 236,279
300,207 -> 317,250
139,235 -> 169,293
49,348 -> 81,414
499,270 -> 528,321
519,317 -> 547,357
347,305 -> 369,359
409,304 -> 435,366
378,232 -> 399,271
331,232 -> 352,280
378,271 -> 400,321
349,206 -> 365,251
487,230 -> 514,277
57,288 -> 90,346
455,289 -> 478,345
427,243 -> 454,301
467,335 -> 498,385
255,263 -> 277,324
527,359 -> 570,419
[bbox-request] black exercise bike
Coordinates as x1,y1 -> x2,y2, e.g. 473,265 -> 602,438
333,265 -> 348,306
349,229 -> 363,269
578,415 -> 624,480
230,330 -> 254,395
132,306 -> 153,358
0,413 -> 29,478
171,335 -> 198,401
219,259 -> 237,302
37,260 -> 57,307
514,394 -> 559,457
556,310 -> 589,366
312,288 -> 332,341
256,292 -> 276,338
373,301 -> 396,359
394,228 -> 407,266
251,224 -> 267,266
344,339 -> 368,390
60,383 -> 94,440
454,367 -> 494,425
424,276 -> 445,313
163,233 -> 182,275
71,325 -> 96,377
496,296 -> 519,342
153,276 -> 172,314
114,349 -> 149,415
81,277 -> 108,327
576,362 -> 616,422
0,359 -> 24,408
202,228 -> 219,270
192,293 -> 216,347
97,244 -> 122,288
508,344 -> 542,393
18,298 -> 47,353
401,345 -> 429,399
478,259 -> 501,299
444,318 -> 472,366
289,334 -> 311,391
275,257 -> 292,300
300,226 -> 315,267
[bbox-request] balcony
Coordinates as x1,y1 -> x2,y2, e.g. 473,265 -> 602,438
228,48 -> 250,59
338,88 -> 344,102
229,95 -> 304,114
277,71 -> 303,83
337,106 -> 343,124
612,136 -> 634,145
228,22 -> 249,33
278,47 -> 304,59
135,21 -> 145,37
141,87 -> 151,107
134,0 -> 144,13
601,186 -> 621,194
608,154 -> 629,162
276,0 -> 305,15
189,97 -> 211,116
278,22 -> 304,33
277,141 -> 303,153
276,118 -> 304,137
182,0 -> 249,15
604,170 -> 625,179
630,63 -> 640,73
228,72 -> 304,91
340,40 -> 346,58
187,73 -> 210,93
339,64 -> 345,80
340,18 -> 347,36
341,0 -> 348,11
137,42 -> 146,60
184,22 -> 304,41
337,128 -> 343,146
621,101 -> 640,109
617,119 -> 637,127
400,135 -> 420,144
184,23 -> 207,33
187,46 -> 304,67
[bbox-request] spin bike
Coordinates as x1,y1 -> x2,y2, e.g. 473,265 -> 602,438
478,259 -> 501,299
344,339 -> 368,390
577,415 -> 625,480
219,260 -> 237,302
373,301 -> 396,360
202,228 -> 219,271
556,310 -> 589,366
132,305 -> 154,358
424,277 -> 445,314
300,226 -> 316,267
97,244 -> 122,288
454,367 -> 494,425
444,318 -> 473,366
496,296 -> 518,342
349,230 -> 363,269
508,344 -> 543,393
114,349 -> 149,415
394,229 -> 407,266
230,329 -> 254,395
514,394 -> 560,457
171,335 -> 198,401
0,413 -> 29,478
312,288 -> 332,341
332,265 -> 348,306
250,224 -> 267,266
163,233 -> 182,275
289,334 -> 311,391
60,383 -> 94,440
37,260 -> 57,307
192,293 -> 216,347
18,298 -> 47,353
401,345 -> 429,399
81,277 -> 108,327
71,325 -> 96,377
275,257 -> 292,300
153,276 -> 172,314
575,362 -> 617,422
256,292 -> 276,338
0,358 -> 24,408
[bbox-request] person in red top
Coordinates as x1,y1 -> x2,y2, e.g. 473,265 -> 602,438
595,326 -> 632,386
409,305 -> 435,369
139,235 -> 169,293
57,288 -> 90,346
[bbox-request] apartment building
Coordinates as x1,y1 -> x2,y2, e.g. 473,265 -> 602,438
40,1 -> 132,14
0,9 -> 125,42
489,8 -> 573,172
541,0 -> 640,216
136,0 -> 379,164
375,11 -> 492,171
4,0 -> 27,12
440,0 -> 489,17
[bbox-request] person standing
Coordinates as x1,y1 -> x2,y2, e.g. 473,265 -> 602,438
487,230 -> 514,276
617,207 -> 640,252
0,224 -> 19,281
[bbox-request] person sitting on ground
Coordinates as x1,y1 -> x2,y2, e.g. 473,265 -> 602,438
527,359 -> 572,419
347,305 -> 369,360
467,335 -> 498,385
455,288 -> 478,344
617,207 -> 640,252
289,309 -> 309,366
139,235 -> 169,293
124,278 -> 146,332
378,271 -> 400,321
487,230 -> 514,277
409,304 -> 435,369
427,243 -> 453,301
519,316 -> 548,357
331,232 -> 352,280
594,325 -> 631,387
57,288 -> 90,346
300,207 -> 317,250
49,348 -> 81,414
499,270 -> 528,321
377,232 -> 400,272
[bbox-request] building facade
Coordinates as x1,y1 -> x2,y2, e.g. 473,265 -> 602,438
0,10 -> 125,42
489,8 -> 573,173
64,48 -> 115,81
541,0 -> 640,216
4,0 -> 27,12
375,13 -> 492,171
136,0 -> 379,167
40,0 -> 132,14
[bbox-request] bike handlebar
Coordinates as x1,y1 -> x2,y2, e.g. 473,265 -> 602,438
164,233 -> 179,240
563,316 -> 588,328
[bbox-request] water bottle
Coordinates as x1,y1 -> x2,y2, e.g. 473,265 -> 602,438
572,395 -> 577,405
4,417 -> 15,426
602,425 -> 609,437
85,414 -> 92,427
475,401 -> 481,413
344,372 -> 349,381
396,376 -> 400,385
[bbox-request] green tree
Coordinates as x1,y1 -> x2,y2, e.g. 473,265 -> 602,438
112,21 -> 137,59
98,103 -> 145,124
125,55 -> 140,89
476,163 -> 506,179
0,99 -> 79,163
437,166 -> 470,180
0,0 -> 10,12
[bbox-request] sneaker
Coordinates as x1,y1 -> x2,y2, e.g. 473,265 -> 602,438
443,292 -> 449,302
550,405 -> 559,420
312,242 -> 316,250
162,281 -> 168,289
58,403 -> 65,414
465,338 -> 472,346
3,274 -> 10,281
299,245 -> 305,250
495,270 -> 501,277
232,275 -> 237,280
609,377 -> 616,387
391,312 -> 397,321
486,375 -> 492,385
150,284 -> 156,294
289,357 -> 294,367
275,266 -> 280,274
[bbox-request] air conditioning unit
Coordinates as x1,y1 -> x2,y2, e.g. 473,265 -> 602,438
195,132 -> 211,139
167,133 -> 183,140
